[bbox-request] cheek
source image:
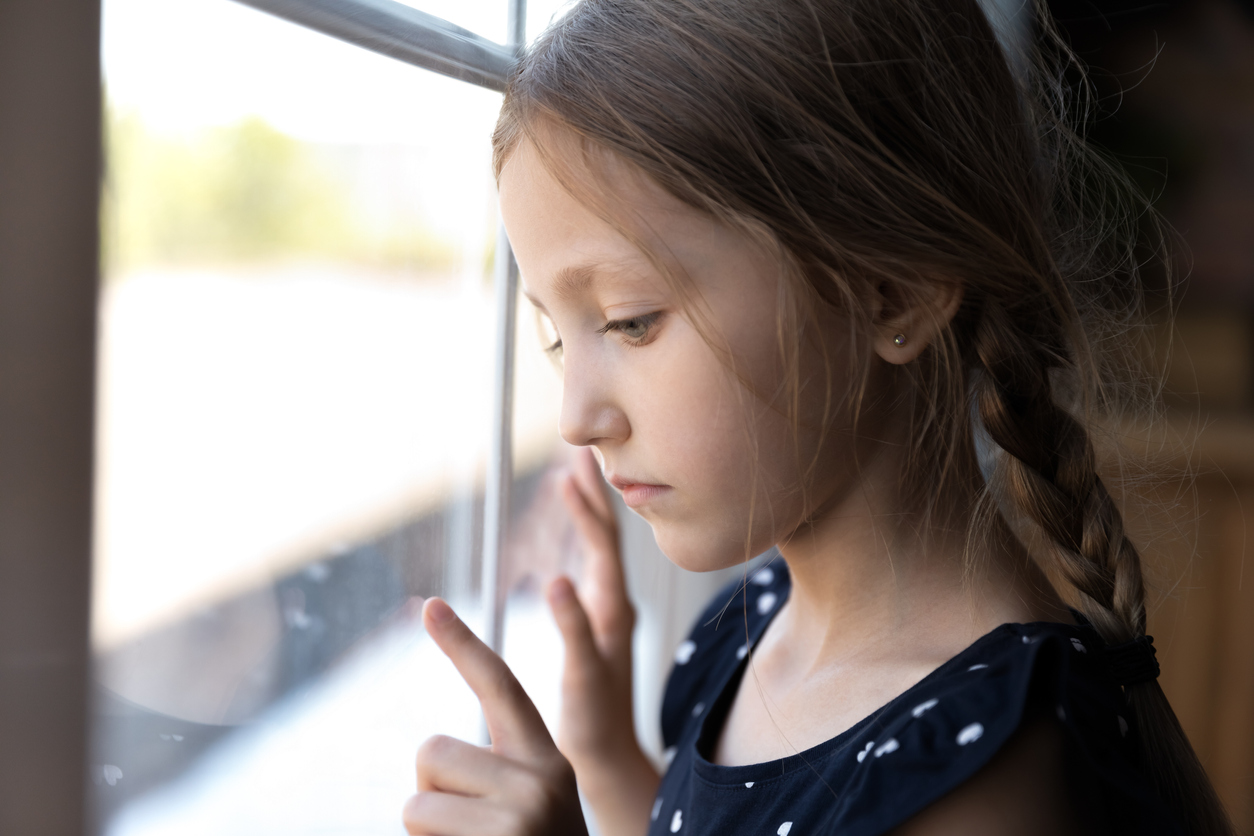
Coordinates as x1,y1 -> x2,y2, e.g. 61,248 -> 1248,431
629,331 -> 745,480
624,327 -> 805,571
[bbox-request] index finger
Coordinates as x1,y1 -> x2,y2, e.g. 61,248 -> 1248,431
422,597 -> 554,761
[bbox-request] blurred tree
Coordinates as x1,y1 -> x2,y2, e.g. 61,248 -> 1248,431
101,107 -> 460,277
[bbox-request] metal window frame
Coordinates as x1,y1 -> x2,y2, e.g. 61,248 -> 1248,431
483,0 -> 525,660
233,0 -> 518,91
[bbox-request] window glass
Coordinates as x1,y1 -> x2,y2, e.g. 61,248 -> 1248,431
525,0 -> 579,42
94,1 -> 505,833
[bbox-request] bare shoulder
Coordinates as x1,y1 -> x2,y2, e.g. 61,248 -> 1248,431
888,716 -> 1095,836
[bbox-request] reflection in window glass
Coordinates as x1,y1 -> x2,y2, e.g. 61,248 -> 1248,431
93,1 -> 507,833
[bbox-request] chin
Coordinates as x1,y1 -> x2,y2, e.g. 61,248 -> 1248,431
648,520 -> 766,574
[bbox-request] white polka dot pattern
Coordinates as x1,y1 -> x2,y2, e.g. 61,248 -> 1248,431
956,723 -> 984,745
756,592 -> 778,615
654,569 -> 1162,836
911,698 -> 938,718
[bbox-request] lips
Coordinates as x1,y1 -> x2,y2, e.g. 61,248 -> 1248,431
606,474 -> 671,508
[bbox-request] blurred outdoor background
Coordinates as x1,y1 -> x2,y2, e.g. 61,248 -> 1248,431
87,0 -> 1254,834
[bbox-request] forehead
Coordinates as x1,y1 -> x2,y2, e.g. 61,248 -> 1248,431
498,136 -> 715,302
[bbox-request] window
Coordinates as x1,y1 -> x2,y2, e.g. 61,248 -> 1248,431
86,1 -> 747,833
92,1 -> 509,832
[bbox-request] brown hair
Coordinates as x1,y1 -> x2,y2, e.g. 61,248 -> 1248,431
492,0 -> 1231,831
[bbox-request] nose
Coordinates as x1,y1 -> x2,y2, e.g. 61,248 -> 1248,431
558,352 -> 630,448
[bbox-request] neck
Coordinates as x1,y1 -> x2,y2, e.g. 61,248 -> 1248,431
773,447 -> 1068,671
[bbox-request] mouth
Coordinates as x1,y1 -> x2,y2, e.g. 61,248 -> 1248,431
606,474 -> 672,508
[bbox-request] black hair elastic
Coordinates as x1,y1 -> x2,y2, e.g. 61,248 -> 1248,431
1105,634 -> 1160,687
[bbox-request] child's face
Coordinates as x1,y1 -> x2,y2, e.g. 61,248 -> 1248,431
498,137 -> 877,571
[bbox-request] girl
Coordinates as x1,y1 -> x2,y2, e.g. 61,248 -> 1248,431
403,1 -> 1234,834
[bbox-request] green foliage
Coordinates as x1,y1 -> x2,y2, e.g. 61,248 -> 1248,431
101,107 -> 459,275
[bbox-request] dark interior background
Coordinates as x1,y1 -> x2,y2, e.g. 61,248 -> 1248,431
1048,0 -> 1254,828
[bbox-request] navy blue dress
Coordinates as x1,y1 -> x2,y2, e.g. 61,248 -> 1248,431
648,561 -> 1181,836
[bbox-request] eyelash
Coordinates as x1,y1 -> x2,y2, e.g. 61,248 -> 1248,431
543,311 -> 664,354
598,311 -> 663,346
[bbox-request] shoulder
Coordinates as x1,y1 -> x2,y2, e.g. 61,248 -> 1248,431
656,574 -> 1184,836
836,621 -> 1182,836
888,716 -> 1091,836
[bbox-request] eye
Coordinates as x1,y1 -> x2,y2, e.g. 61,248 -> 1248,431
619,317 -> 651,339
599,312 -> 663,345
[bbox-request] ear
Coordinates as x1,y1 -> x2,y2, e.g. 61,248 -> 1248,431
869,277 -> 963,365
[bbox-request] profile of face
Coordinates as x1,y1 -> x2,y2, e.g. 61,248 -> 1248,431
498,135 -> 904,572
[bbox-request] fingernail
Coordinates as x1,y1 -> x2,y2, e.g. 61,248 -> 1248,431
426,598 -> 456,624
550,576 -> 575,604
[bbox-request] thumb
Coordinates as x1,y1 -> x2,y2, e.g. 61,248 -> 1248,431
547,576 -> 603,674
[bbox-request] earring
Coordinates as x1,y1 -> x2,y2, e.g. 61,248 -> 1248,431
892,334 -> 907,347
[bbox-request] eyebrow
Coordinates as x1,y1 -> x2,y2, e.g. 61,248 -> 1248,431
553,263 -> 596,298
522,260 -> 640,310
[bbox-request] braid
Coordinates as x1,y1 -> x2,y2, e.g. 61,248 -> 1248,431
972,299 -> 1233,836
972,304 -> 1144,642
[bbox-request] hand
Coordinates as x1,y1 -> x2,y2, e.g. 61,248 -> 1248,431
546,448 -> 659,836
403,598 -> 588,836
548,448 -> 637,764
